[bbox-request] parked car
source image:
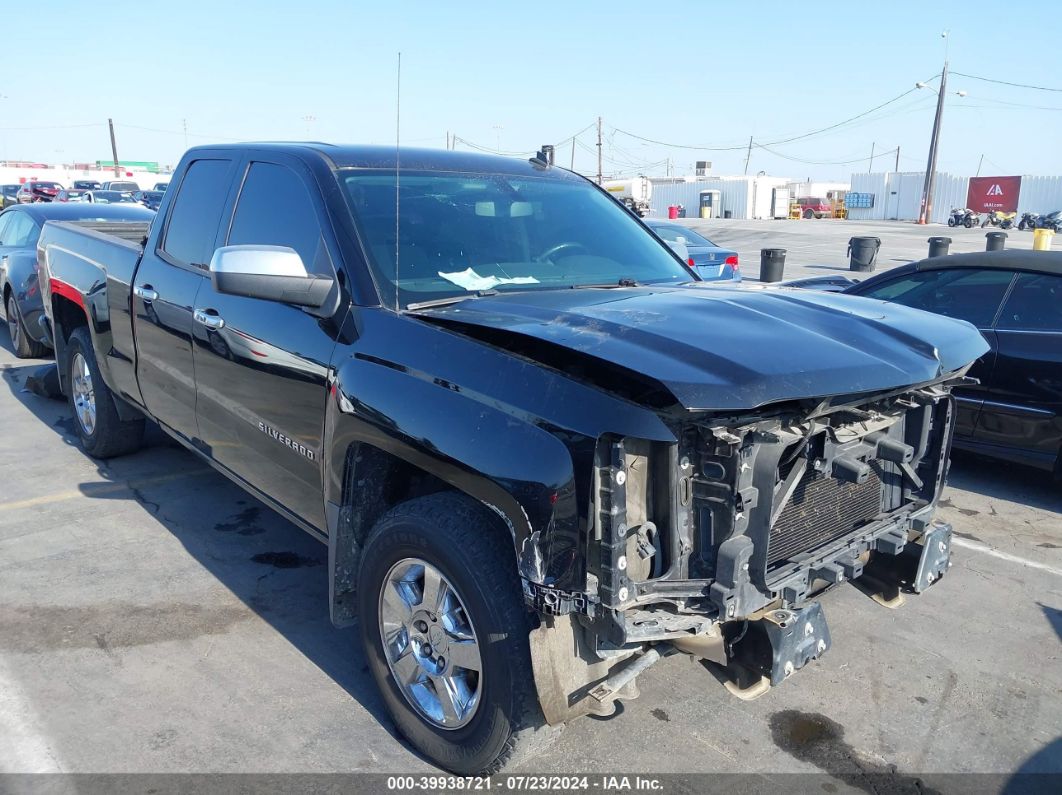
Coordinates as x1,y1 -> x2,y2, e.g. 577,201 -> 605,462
83,190 -> 139,205
100,180 -> 140,192
72,180 -> 102,190
16,181 -> 63,203
37,143 -> 985,775
1,184 -> 21,209
132,190 -> 164,211
643,219 -> 740,281
796,196 -> 832,219
844,251 -> 1061,474
54,189 -> 90,203
0,202 -> 154,357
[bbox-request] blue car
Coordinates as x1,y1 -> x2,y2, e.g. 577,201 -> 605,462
643,219 -> 740,282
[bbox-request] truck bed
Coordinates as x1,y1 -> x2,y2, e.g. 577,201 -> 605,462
38,219 -> 150,302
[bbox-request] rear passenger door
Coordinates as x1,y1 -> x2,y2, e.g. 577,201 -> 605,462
191,157 -> 343,529
977,273 -> 1062,467
132,157 -> 236,441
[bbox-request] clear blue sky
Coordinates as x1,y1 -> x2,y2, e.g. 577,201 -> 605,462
4,1 -> 1060,181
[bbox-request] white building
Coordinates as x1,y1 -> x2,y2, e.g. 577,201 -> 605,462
648,175 -> 792,220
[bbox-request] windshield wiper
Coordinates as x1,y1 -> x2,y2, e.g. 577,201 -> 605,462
570,278 -> 642,290
406,290 -> 498,312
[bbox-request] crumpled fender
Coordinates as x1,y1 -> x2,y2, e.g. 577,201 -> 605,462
321,307 -> 677,594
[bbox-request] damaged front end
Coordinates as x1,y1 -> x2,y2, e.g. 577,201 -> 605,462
530,378 -> 959,723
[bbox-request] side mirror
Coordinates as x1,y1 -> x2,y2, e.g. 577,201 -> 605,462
209,245 -> 334,308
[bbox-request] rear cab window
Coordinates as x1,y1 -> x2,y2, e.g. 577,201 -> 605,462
160,159 -> 233,268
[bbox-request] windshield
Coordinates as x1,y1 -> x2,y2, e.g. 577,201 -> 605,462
649,223 -> 714,247
93,191 -> 135,203
341,170 -> 693,308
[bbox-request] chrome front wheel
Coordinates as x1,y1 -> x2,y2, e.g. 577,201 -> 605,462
378,557 -> 483,730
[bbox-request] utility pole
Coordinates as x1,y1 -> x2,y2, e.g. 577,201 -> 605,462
976,154 -> 984,177
182,118 -> 188,152
108,118 -> 120,177
570,138 -> 575,170
596,116 -> 602,185
894,146 -> 900,173
918,61 -> 949,224
868,142 -> 875,173
743,136 -> 753,175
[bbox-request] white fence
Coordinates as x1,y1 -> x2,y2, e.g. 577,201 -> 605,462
847,172 -> 1062,224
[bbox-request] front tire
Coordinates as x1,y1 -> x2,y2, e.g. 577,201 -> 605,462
6,294 -> 47,359
802,209 -> 814,219
948,217 -> 957,227
66,327 -> 145,458
358,492 -> 556,774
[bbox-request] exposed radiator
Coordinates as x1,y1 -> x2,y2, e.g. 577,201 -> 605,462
767,464 -> 884,567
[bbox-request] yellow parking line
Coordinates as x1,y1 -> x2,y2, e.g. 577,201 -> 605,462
0,469 -> 214,512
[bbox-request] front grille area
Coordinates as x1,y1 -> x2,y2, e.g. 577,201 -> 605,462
767,464 -> 884,567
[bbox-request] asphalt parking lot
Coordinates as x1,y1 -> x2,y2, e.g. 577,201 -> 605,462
0,233 -> 1060,786
679,217 -> 1043,281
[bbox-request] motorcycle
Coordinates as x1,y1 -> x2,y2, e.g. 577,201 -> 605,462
981,210 -> 1016,230
1017,212 -> 1041,231
1042,210 -> 1062,232
947,208 -> 980,228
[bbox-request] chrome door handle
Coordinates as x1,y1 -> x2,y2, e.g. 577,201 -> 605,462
133,285 -> 158,302
193,309 -> 225,329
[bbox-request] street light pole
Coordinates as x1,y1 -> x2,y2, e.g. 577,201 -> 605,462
917,61 -> 948,224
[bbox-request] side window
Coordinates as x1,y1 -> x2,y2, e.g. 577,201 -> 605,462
226,162 -> 329,275
3,213 -> 40,248
995,273 -> 1062,332
161,159 -> 232,268
860,268 -> 1013,328
0,213 -> 12,244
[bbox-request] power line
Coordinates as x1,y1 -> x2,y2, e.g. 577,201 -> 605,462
762,87 -> 922,146
951,71 -> 1062,93
609,80 -> 932,152
754,142 -> 899,166
0,122 -> 105,131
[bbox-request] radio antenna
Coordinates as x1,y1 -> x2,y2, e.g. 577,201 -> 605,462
394,51 -> 402,313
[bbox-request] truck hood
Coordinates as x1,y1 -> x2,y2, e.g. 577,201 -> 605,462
413,284 -> 989,411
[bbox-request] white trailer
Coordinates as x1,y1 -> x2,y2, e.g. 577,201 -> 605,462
602,177 -> 652,217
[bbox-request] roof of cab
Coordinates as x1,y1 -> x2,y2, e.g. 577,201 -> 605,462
183,142 -> 585,181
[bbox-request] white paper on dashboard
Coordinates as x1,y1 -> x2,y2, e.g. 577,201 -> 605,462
438,268 -> 539,291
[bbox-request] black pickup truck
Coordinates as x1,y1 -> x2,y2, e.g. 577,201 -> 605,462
37,144 -> 988,774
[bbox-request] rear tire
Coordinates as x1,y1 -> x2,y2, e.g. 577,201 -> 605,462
358,492 -> 557,774
6,294 -> 47,359
66,327 -> 144,458
964,217 -> 975,228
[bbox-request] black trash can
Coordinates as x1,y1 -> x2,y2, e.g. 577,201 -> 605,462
927,236 -> 951,258
760,248 -> 786,283
847,236 -> 881,272
985,231 -> 1007,251
724,210 -> 733,219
